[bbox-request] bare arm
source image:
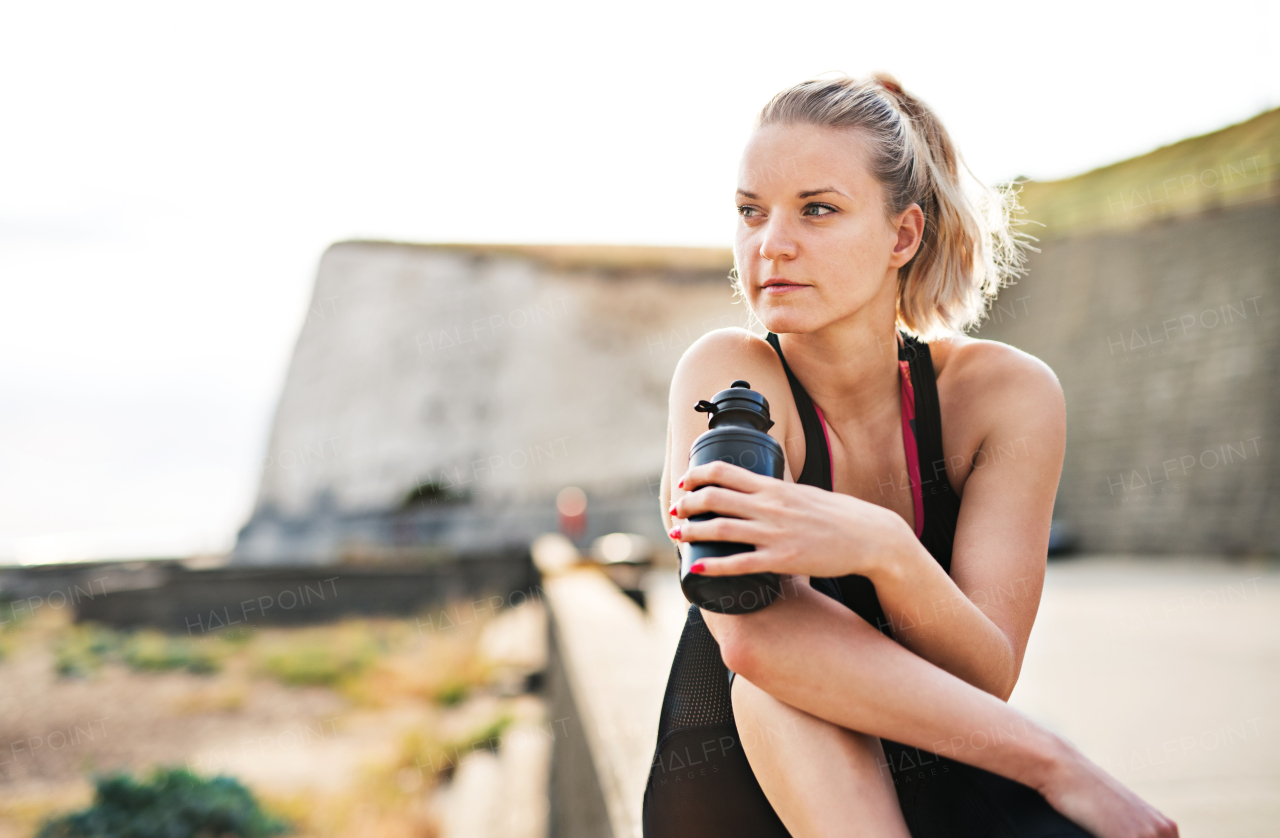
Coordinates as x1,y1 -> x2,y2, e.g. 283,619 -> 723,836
717,578 -> 1058,782
866,341 -> 1067,699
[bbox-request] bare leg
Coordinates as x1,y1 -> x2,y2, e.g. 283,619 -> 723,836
732,673 -> 910,838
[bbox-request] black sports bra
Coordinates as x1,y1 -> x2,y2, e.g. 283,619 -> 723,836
763,330 -> 962,632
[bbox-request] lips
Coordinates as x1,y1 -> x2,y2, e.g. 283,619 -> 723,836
761,278 -> 808,293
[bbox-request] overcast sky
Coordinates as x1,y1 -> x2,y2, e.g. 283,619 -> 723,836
2,0 -> 1277,563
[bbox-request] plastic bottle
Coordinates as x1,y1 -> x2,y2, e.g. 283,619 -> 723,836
679,380 -> 784,614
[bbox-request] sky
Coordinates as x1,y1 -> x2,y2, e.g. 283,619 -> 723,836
2,0 -> 1277,564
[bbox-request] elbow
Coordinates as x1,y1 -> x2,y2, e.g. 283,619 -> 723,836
991,650 -> 1023,702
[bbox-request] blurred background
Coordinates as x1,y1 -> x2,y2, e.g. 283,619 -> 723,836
2,1 -> 1277,836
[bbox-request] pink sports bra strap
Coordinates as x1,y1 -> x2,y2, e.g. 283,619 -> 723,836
810,356 -> 925,539
898,358 -> 925,538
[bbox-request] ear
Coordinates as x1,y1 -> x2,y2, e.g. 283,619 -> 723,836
888,203 -> 924,269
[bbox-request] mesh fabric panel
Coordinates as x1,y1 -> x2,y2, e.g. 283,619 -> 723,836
654,605 -> 733,745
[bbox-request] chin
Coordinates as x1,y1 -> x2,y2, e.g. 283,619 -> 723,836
753,302 -> 824,336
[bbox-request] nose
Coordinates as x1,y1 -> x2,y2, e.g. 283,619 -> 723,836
758,216 -> 798,263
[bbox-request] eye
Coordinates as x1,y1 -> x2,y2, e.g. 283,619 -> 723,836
802,203 -> 838,217
737,205 -> 760,218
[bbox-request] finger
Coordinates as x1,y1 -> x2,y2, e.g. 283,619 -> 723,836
680,460 -> 770,494
680,516 -> 771,547
691,549 -> 776,577
674,485 -> 760,521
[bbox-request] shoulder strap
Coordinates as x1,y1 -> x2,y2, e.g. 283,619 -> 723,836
900,333 -> 960,573
765,333 -> 831,491
899,334 -> 945,490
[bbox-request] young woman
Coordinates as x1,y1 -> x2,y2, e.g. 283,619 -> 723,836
643,74 -> 1178,838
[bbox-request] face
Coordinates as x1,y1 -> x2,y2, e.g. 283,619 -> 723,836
734,122 -> 922,335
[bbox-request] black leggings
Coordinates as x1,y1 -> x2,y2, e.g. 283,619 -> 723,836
642,604 -> 1091,838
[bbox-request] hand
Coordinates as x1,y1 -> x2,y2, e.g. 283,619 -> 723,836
669,460 -> 914,582
1037,744 -> 1179,838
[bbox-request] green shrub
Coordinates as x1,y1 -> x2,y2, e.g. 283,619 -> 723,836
397,708 -> 516,783
36,768 -> 288,838
433,679 -> 469,706
54,625 -> 123,678
255,637 -> 377,687
122,631 -> 220,674
53,626 -> 220,677
463,711 -> 514,749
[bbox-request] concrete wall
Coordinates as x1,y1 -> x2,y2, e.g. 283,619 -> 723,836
1,554 -> 537,632
975,199 -> 1279,554
236,243 -> 750,565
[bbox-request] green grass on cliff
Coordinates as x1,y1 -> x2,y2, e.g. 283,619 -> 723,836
1014,107 -> 1279,239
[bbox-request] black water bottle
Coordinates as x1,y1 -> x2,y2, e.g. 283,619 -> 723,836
679,380 -> 785,614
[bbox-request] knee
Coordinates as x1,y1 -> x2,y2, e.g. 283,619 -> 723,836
719,633 -> 757,680
701,608 -> 753,675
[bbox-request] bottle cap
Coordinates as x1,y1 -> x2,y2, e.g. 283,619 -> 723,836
694,380 -> 774,432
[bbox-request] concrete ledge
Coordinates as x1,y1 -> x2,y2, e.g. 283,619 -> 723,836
543,566 -> 669,838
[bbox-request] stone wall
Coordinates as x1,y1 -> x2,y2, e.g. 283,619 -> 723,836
974,199 -> 1279,554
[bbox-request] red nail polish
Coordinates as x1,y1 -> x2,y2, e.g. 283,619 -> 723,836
668,505 -> 677,516
690,561 -> 705,574
668,526 -> 681,540
678,478 -> 685,489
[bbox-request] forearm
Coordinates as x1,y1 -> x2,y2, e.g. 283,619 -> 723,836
710,582 -> 1068,791
871,534 -> 1019,699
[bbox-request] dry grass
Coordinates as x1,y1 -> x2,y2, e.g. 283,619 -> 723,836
263,787 -> 441,838
0,784 -> 93,838
168,681 -> 250,715
0,597 -> 547,838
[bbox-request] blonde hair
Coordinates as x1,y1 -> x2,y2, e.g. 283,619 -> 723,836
735,72 -> 1031,340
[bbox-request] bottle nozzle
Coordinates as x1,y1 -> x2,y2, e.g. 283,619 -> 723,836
694,381 -> 774,432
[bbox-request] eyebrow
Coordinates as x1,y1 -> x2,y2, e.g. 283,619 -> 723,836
735,188 -> 848,200
799,188 -> 845,199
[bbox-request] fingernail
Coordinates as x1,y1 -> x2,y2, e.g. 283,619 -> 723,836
678,479 -> 684,489
667,504 -> 677,516
668,526 -> 681,540
689,561 -> 705,574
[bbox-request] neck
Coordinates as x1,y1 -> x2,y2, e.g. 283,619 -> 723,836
775,298 -> 902,427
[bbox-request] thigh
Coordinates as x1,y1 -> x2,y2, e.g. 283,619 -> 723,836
733,674 -> 910,838
643,605 -> 791,838
643,721 -> 791,838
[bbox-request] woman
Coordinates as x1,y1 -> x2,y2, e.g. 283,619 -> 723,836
643,74 -> 1178,838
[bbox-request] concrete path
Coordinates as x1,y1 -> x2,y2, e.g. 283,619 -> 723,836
1011,556 -> 1278,837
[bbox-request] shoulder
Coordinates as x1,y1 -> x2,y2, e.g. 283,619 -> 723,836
671,327 -> 785,390
929,334 -> 1064,411
667,327 -> 805,479
928,335 -> 1065,480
